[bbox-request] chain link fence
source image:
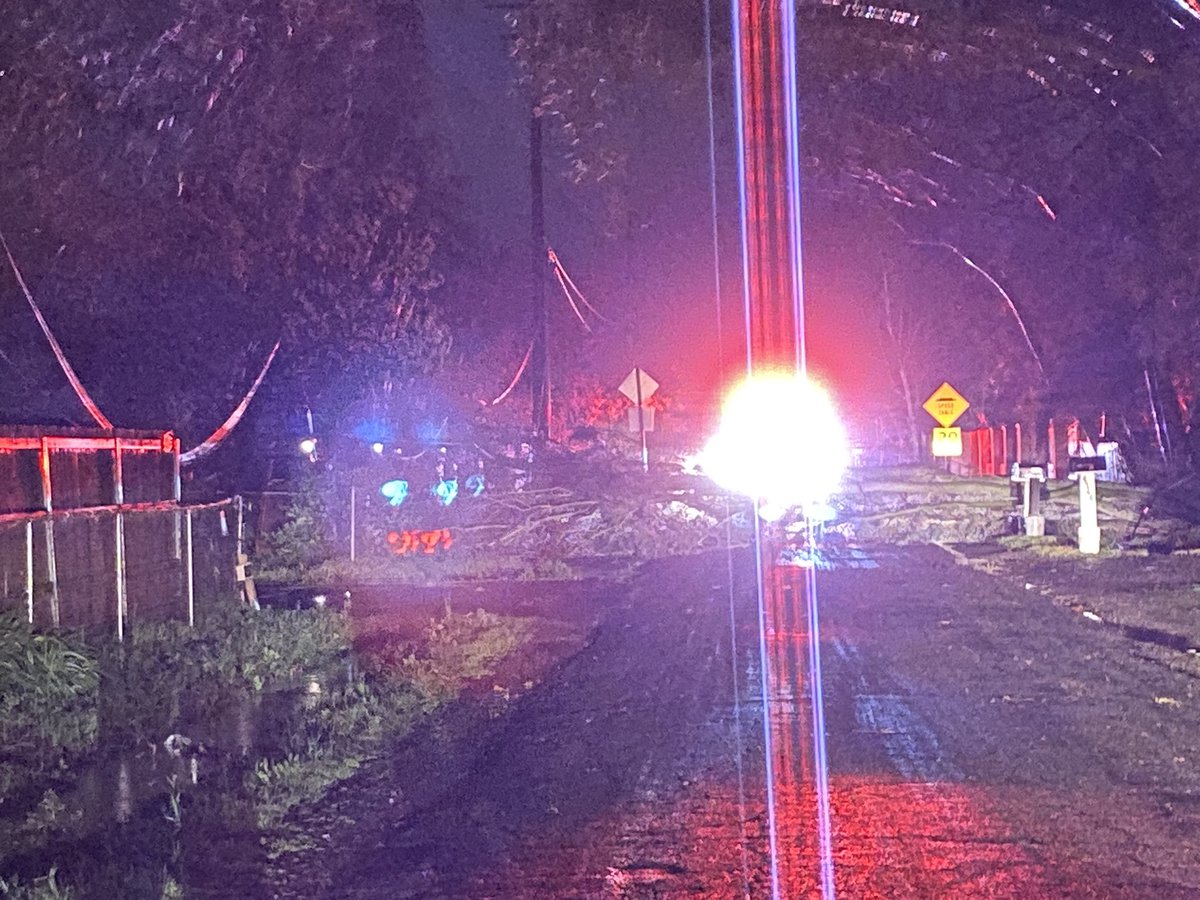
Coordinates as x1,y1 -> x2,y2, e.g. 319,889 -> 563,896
0,498 -> 241,636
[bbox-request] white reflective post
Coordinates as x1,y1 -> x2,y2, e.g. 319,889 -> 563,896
115,514 -> 127,641
25,520 -> 33,625
236,495 -> 244,560
1011,465 -> 1046,537
114,436 -> 127,641
185,508 -> 195,627
635,369 -> 648,473
1073,470 -> 1101,554
349,485 -> 357,562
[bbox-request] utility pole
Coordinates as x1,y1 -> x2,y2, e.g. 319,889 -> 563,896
529,106 -> 551,443
486,1 -> 552,443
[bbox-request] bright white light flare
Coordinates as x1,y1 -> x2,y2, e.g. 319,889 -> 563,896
699,373 -> 849,519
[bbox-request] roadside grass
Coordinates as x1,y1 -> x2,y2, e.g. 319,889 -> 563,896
247,677 -> 422,832
994,534 -> 1123,557
248,607 -> 535,846
395,607 -> 535,705
97,605 -> 350,747
302,551 -> 579,586
1,599 -> 536,894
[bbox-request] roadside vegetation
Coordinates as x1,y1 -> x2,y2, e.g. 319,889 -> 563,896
254,458 -> 1193,591
841,466 -> 1169,548
254,460 -> 753,587
0,601 -> 535,898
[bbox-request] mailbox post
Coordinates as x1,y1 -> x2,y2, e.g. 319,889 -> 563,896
1010,463 -> 1047,537
1068,456 -> 1106,554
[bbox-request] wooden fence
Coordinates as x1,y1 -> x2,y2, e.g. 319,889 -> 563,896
0,498 -> 241,637
944,419 -> 1128,481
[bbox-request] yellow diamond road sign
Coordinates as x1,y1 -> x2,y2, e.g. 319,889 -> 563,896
923,382 -> 970,428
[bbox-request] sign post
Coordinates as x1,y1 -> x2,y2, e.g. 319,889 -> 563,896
635,371 -> 647,473
619,367 -> 660,473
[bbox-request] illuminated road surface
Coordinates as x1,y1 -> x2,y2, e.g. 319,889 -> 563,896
266,547 -> 1200,899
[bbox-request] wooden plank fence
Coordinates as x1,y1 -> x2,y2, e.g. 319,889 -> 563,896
0,498 -> 242,637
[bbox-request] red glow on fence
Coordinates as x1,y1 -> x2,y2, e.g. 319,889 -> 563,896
387,528 -> 453,555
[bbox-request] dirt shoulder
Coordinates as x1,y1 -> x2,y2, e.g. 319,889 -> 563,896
947,543 -> 1200,681
821,543 -> 1200,896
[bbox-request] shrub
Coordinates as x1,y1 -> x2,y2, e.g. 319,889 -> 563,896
256,475 -> 333,579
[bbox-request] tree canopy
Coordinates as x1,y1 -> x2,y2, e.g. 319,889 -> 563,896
507,0 -> 1200,460
1,0 -> 452,444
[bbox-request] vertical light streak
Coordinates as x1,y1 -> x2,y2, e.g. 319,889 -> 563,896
752,514 -> 783,899
779,4 -> 836,892
703,0 -> 725,368
734,0 -> 759,374
766,6 -> 787,361
804,525 -> 837,899
780,0 -> 807,376
732,7 -> 783,897
704,0 -> 754,893
732,0 -> 838,894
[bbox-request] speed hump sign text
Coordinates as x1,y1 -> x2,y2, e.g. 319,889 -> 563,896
923,382 -> 970,428
931,427 -> 963,458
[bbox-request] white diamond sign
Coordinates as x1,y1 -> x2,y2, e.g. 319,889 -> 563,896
618,368 -> 659,404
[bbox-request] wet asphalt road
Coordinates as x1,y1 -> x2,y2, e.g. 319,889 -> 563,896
265,545 -> 1200,898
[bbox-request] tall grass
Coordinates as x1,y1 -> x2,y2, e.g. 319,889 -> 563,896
0,615 -> 98,754
401,608 -> 535,705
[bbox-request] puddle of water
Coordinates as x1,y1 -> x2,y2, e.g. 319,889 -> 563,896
1,658 -> 359,896
256,583 -> 352,612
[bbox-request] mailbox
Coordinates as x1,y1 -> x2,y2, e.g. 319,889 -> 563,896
1067,455 -> 1107,474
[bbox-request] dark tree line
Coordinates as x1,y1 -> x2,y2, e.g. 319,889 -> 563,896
1,0 -> 452,447
508,0 -> 1200,466
7,0 -> 1200,472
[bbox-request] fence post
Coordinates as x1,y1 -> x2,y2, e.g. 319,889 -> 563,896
234,496 -> 258,609
1048,419 -> 1058,479
172,436 -> 183,560
236,495 -> 244,561
999,425 -> 1008,475
43,523 -> 59,629
114,436 -> 127,642
1015,423 -> 1023,464
39,437 -> 60,628
185,507 -> 195,628
115,515 -> 127,641
349,485 -> 357,562
25,520 -> 33,625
